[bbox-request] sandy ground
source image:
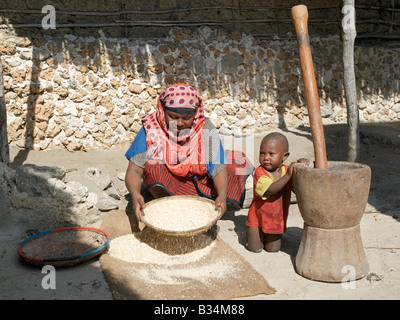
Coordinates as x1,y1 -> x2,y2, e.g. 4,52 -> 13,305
1,122 -> 399,300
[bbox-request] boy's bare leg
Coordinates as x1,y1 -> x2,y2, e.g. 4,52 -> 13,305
246,227 -> 264,253
264,234 -> 282,252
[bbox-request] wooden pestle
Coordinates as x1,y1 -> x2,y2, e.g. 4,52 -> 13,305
291,5 -> 328,169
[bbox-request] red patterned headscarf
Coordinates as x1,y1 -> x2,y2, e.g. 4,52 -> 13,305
160,84 -> 201,114
142,84 -> 208,177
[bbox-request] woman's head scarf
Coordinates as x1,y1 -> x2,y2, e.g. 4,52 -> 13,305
160,84 -> 200,115
142,84 -> 207,177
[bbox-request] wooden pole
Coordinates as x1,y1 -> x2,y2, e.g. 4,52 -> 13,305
342,0 -> 359,162
0,54 -> 10,165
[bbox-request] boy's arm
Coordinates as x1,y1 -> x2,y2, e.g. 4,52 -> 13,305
263,163 -> 299,197
263,173 -> 291,197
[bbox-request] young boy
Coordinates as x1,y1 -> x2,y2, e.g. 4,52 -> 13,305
246,132 -> 309,253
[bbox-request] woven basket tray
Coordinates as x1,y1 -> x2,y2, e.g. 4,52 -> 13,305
141,195 -> 222,237
18,227 -> 110,267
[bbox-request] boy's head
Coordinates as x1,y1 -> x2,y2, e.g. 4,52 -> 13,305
259,132 -> 290,172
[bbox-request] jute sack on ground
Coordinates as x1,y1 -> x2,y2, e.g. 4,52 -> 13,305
99,210 -> 275,300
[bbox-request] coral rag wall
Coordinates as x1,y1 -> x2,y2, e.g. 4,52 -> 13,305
1,1 -> 400,151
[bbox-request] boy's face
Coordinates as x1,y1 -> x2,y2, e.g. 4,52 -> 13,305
259,138 -> 289,172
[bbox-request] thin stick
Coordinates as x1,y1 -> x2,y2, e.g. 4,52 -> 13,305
364,247 -> 400,250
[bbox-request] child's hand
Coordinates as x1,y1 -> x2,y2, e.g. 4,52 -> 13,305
296,158 -> 310,165
288,158 -> 311,176
287,161 -> 302,176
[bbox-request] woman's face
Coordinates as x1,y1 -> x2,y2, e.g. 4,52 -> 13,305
164,109 -> 195,135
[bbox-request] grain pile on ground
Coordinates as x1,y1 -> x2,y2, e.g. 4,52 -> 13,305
108,229 -> 216,265
99,210 -> 276,300
108,230 -> 237,286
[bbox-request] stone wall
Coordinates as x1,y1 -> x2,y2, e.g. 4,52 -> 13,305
1,1 -> 399,38
1,27 -> 400,151
0,161 -> 129,239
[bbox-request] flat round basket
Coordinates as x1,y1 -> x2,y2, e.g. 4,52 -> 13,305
141,195 -> 222,237
17,227 -> 110,267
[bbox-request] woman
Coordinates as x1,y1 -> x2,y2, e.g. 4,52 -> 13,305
125,83 -> 253,221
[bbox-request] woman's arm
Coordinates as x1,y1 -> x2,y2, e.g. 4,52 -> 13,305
212,167 -> 228,215
125,161 -> 145,221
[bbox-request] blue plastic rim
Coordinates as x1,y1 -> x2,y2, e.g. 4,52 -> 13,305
17,227 -> 110,264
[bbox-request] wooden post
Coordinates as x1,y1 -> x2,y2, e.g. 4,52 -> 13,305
0,54 -> 10,166
342,0 -> 359,162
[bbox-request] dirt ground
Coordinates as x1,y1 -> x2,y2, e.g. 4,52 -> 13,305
1,122 -> 399,300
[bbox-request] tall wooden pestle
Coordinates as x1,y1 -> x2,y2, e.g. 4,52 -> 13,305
292,5 -> 328,169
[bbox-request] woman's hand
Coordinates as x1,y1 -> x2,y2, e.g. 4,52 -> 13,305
132,192 -> 146,221
125,162 -> 145,221
212,168 -> 228,216
215,195 -> 227,216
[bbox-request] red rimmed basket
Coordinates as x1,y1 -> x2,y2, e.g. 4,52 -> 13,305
17,227 -> 110,267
